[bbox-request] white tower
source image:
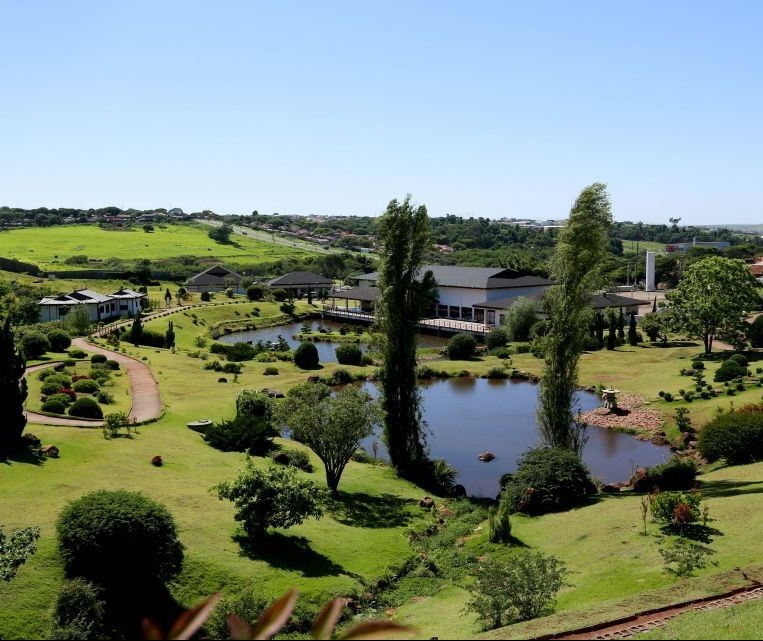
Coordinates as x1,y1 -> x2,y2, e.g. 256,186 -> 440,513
645,251 -> 656,292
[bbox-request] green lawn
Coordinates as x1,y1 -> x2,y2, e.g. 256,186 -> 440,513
0,223 -> 318,270
621,239 -> 667,254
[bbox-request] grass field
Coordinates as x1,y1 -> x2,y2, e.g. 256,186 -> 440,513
0,223 -> 319,269
5,302 -> 763,639
621,239 -> 666,254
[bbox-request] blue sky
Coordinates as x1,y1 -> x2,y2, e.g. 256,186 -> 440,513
1,1 -> 761,224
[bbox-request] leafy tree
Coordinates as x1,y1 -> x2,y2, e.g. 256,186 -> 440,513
465,551 -> 569,630
246,284 -> 265,301
664,256 -> 759,354
639,311 -> 671,345
335,343 -> 362,365
273,383 -> 381,493
47,329 -> 72,352
0,317 -> 28,456
0,525 -> 40,582
504,297 -> 539,342
486,327 -> 509,350
537,183 -> 612,454
68,305 -> 92,336
56,490 -> 184,585
375,195 -> 438,478
659,538 -> 717,578
447,332 -> 477,359
128,312 -> 143,345
142,224 -> 154,233
215,459 -> 326,544
617,309 -> 625,340
208,222 -> 233,243
294,342 -> 319,369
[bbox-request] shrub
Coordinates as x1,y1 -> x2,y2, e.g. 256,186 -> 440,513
68,398 -> 104,419
47,392 -> 74,407
41,374 -> 73,396
691,360 -> 704,370
698,410 -> 763,464
335,343 -> 363,366
246,284 -> 265,301
272,288 -> 288,301
21,332 -> 50,359
215,460 -> 327,543
486,327 -> 509,350
486,367 -> 509,379
500,447 -> 596,516
204,586 -> 269,640
651,491 -> 702,529
465,552 -> 569,630
488,492 -> 512,543
279,448 -> 313,472
42,399 -> 67,414
103,412 -> 129,437
47,329 -> 72,352
492,347 -> 511,359
729,353 -> 748,367
631,456 -> 697,492
68,349 -> 87,359
72,379 -> 99,394
663,392 -> 674,402
263,366 -> 279,376
714,359 -> 745,382
151,455 -> 163,467
447,333 -> 477,360
222,362 -> 242,374
89,367 -> 112,384
105,359 -> 120,370
55,490 -> 184,584
200,291 -> 211,302
96,390 -> 114,405
90,354 -> 107,364
294,342 -> 319,369
203,416 -> 278,454
323,368 -> 353,385
50,578 -> 109,640
37,368 -> 55,380
226,342 -> 256,362
659,538 -> 718,577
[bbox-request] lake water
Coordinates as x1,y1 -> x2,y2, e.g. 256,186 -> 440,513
224,323 -> 669,498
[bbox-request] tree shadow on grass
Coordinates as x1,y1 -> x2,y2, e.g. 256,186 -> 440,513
328,492 -> 418,529
660,523 -> 724,544
233,532 -> 358,579
1,448 -> 45,466
697,479 -> 763,499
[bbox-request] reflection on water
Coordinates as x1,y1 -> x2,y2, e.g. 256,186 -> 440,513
359,377 -> 668,498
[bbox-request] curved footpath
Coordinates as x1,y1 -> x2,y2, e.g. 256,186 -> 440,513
23,337 -> 163,428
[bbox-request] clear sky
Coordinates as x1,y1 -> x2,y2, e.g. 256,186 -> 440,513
1,1 -> 761,224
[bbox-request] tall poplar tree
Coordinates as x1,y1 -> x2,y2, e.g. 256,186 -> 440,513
0,317 -> 28,456
537,183 -> 612,455
375,195 -> 438,478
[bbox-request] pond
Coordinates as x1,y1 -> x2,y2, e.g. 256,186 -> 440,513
219,320 -> 448,363
358,377 -> 669,498
224,323 -> 669,498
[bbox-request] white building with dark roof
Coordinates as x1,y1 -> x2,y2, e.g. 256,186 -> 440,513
38,288 -> 147,323
268,271 -> 333,299
185,265 -> 244,293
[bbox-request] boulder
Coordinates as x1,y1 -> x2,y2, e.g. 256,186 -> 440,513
261,388 -> 284,398
40,445 -> 59,458
478,451 -> 495,462
448,484 -> 467,498
651,434 -> 669,446
600,484 -> 621,494
306,376 -> 320,383
419,496 -> 435,509
21,433 -> 42,448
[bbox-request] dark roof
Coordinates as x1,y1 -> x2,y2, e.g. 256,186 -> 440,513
330,286 -> 380,302
268,271 -> 333,287
186,264 -> 243,285
354,265 -> 549,289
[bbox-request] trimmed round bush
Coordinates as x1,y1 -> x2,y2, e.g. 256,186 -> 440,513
68,349 -> 87,359
72,379 -> 100,393
200,291 -> 211,302
714,359 -> 745,382
272,288 -> 288,302
21,332 -> 51,359
246,284 -> 265,301
486,327 -> 509,350
55,489 -> 184,585
41,374 -> 73,396
500,447 -> 597,516
68,397 -> 104,419
630,456 -> 697,492
106,359 -> 120,370
335,343 -> 362,366
47,329 -> 72,352
698,410 -> 763,465
90,354 -> 107,364
294,342 -> 319,369
42,399 -> 67,414
729,353 -> 748,367
691,360 -> 704,370
48,392 -> 75,407
447,333 -> 477,360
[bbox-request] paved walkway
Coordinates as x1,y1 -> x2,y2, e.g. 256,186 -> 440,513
23,338 -> 163,427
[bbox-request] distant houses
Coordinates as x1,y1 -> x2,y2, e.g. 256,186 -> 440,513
38,288 -> 147,323
185,265 -> 244,293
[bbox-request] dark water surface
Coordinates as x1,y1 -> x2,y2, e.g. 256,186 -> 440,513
224,323 -> 668,498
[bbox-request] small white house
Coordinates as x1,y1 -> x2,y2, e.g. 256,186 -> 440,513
38,288 -> 147,323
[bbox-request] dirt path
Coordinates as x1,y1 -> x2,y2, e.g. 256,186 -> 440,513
23,339 -> 163,427
538,583 -> 763,640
